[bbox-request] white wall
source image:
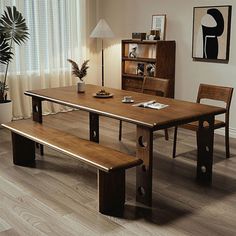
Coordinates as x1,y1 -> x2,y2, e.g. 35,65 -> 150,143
89,0 -> 236,137
84,0 -> 99,85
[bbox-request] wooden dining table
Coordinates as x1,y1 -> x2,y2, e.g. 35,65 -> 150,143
25,84 -> 226,206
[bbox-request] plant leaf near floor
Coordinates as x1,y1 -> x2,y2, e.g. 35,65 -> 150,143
0,6 -> 29,102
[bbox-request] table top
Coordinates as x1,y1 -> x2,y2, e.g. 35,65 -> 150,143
25,84 -> 226,130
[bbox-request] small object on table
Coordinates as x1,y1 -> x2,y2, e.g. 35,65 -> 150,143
93,89 -> 113,98
122,96 -> 134,103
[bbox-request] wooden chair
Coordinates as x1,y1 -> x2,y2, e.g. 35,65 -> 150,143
119,77 -> 170,141
172,83 -> 233,159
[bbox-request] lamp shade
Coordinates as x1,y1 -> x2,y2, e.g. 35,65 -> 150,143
90,19 -> 114,38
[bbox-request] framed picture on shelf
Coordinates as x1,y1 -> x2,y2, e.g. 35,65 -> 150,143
151,14 -> 166,40
192,5 -> 232,62
137,63 -> 145,76
128,43 -> 138,58
146,63 -> 156,77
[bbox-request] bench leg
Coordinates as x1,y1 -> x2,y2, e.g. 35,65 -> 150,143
98,170 -> 125,216
12,132 -> 35,167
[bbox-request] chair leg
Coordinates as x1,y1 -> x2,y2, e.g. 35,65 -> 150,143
164,129 -> 169,140
35,143 -> 44,156
40,144 -> 44,156
172,126 -> 178,158
225,125 -> 230,158
119,120 -> 122,141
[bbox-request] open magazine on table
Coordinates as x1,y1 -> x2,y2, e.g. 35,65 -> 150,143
132,100 -> 168,110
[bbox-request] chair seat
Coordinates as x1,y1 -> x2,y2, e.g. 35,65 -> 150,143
182,119 -> 226,131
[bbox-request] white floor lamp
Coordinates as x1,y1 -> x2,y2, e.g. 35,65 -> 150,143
90,19 -> 114,87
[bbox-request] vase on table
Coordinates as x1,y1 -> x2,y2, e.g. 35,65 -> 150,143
67,59 -> 89,93
77,81 -> 85,93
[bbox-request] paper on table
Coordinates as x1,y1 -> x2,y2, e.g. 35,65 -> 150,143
132,100 -> 155,107
132,100 -> 168,109
145,102 -> 168,109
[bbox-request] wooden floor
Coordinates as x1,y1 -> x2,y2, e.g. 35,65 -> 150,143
0,110 -> 236,236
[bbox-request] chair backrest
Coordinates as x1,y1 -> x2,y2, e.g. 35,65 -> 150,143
197,83 -> 234,122
142,77 -> 169,97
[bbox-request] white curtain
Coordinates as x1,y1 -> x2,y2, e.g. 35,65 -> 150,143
0,0 -> 87,119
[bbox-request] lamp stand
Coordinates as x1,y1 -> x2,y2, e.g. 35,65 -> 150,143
102,39 -> 104,87
90,18 -> 114,93
95,38 -> 110,96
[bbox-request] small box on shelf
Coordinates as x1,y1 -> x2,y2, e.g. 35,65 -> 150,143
132,33 -> 146,41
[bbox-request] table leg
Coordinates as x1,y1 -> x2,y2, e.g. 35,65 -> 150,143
196,115 -> 214,184
32,97 -> 42,123
136,125 -> 153,206
32,97 -> 44,155
89,113 -> 99,143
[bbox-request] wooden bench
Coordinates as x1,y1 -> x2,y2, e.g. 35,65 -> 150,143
2,119 -> 142,216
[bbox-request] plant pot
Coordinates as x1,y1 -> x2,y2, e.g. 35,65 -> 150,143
0,100 -> 12,127
77,81 -> 85,93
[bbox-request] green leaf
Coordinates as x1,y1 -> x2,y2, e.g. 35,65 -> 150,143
68,59 -> 89,80
0,6 -> 29,46
0,34 -> 13,64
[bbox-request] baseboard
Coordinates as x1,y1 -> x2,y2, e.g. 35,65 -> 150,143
215,127 -> 236,139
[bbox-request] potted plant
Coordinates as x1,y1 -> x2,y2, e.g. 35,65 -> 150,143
0,6 -> 29,125
67,59 -> 89,93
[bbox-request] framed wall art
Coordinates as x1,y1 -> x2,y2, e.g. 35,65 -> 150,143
192,5 -> 232,62
151,14 -> 166,40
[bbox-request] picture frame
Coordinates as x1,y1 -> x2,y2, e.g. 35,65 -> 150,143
146,63 -> 156,77
151,14 -> 166,40
137,63 -> 145,76
128,43 -> 138,58
192,5 -> 232,62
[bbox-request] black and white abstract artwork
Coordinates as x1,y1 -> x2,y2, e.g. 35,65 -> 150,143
192,6 -> 232,61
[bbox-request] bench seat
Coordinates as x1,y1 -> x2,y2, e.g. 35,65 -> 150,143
2,119 -> 142,216
2,119 -> 141,172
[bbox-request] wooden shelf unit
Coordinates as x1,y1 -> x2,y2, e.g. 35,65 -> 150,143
121,39 -> 176,98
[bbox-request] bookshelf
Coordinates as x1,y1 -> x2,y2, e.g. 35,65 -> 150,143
121,40 -> 176,97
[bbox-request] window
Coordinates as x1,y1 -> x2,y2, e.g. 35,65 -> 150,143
0,0 -> 81,74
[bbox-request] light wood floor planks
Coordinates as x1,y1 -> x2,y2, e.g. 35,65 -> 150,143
0,110 -> 236,235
